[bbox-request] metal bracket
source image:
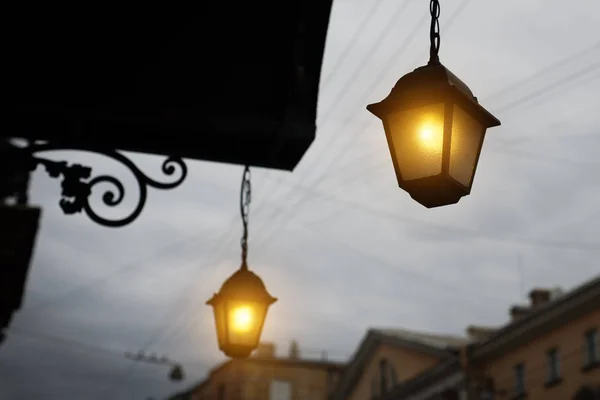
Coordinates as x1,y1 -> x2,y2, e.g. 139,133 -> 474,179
5,141 -> 188,228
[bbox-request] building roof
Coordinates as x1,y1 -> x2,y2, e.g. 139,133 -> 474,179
331,328 -> 467,400
382,358 -> 463,400
209,356 -> 345,375
470,274 -> 600,361
374,328 -> 470,349
374,276 -> 600,400
174,356 -> 345,399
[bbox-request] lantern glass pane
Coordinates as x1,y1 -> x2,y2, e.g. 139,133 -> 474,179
226,300 -> 267,347
212,301 -> 228,348
449,104 -> 484,186
387,103 -> 445,180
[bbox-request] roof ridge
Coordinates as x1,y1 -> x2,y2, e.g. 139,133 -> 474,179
373,327 -> 468,340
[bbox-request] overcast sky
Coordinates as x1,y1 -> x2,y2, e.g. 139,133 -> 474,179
1,0 -> 600,399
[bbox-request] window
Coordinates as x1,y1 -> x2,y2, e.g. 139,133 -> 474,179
514,363 -> 525,396
270,380 -> 291,400
371,358 -> 397,400
546,348 -> 561,383
584,329 -> 598,366
379,358 -> 388,395
390,364 -> 398,386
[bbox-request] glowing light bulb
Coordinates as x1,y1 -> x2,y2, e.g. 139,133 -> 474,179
417,122 -> 443,151
231,306 -> 254,332
420,128 -> 434,141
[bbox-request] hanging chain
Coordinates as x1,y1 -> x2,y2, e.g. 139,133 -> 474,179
240,165 -> 252,268
429,0 -> 441,65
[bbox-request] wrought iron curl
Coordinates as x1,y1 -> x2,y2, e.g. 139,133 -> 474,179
24,142 -> 187,227
239,165 -> 252,268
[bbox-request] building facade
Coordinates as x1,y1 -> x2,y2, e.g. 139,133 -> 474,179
377,275 -> 600,400
331,328 -> 470,400
468,278 -> 600,400
170,343 -> 344,400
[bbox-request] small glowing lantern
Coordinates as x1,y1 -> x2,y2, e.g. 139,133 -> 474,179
367,0 -> 501,208
207,166 -> 277,358
206,266 -> 277,358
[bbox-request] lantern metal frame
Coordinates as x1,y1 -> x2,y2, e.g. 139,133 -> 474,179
367,0 -> 501,208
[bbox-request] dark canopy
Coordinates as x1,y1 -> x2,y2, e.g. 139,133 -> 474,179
6,2 -> 333,170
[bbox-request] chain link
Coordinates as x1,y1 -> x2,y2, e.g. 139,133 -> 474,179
429,0 -> 441,65
240,165 -> 252,268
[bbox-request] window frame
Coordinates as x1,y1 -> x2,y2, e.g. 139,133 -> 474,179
513,362 -> 526,396
269,380 -> 292,400
584,328 -> 598,367
546,347 -> 561,385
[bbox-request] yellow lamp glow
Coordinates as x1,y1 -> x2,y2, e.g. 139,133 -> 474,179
418,122 -> 443,152
230,305 -> 254,332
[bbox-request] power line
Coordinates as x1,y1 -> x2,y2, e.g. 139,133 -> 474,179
254,0 -> 418,208
21,169 -> 280,314
18,221 -> 225,315
98,216 -> 243,398
251,0 -> 474,254
319,38 -> 600,184
96,167 -> 288,397
320,0 -> 387,88
251,11 -> 429,255
7,326 -> 126,360
310,62 -> 600,198
318,0 -> 413,124
258,173 -> 600,252
484,40 -> 600,104
495,60 -> 600,114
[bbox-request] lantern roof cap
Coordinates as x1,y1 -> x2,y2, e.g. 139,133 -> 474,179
367,62 -> 500,128
397,62 -> 474,97
206,266 -> 277,305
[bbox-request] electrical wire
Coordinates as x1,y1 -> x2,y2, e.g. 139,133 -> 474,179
245,1 -> 471,235
320,0 -> 387,88
6,326 -> 127,360
276,60 -> 600,226
20,170 -> 280,314
253,0 -> 419,207
324,119 -> 600,199
484,40 -> 600,104
250,0 -> 474,256
327,71 -> 600,195
257,173 -> 600,253
250,11 -> 428,255
495,60 -> 600,113
327,45 -> 600,179
318,0 -> 413,125
96,213 -> 244,398
99,167 -> 281,398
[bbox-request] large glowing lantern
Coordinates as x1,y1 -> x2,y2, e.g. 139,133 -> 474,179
206,266 -> 277,358
367,63 -> 501,208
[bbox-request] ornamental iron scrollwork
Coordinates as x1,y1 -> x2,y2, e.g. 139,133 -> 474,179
13,142 -> 187,228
